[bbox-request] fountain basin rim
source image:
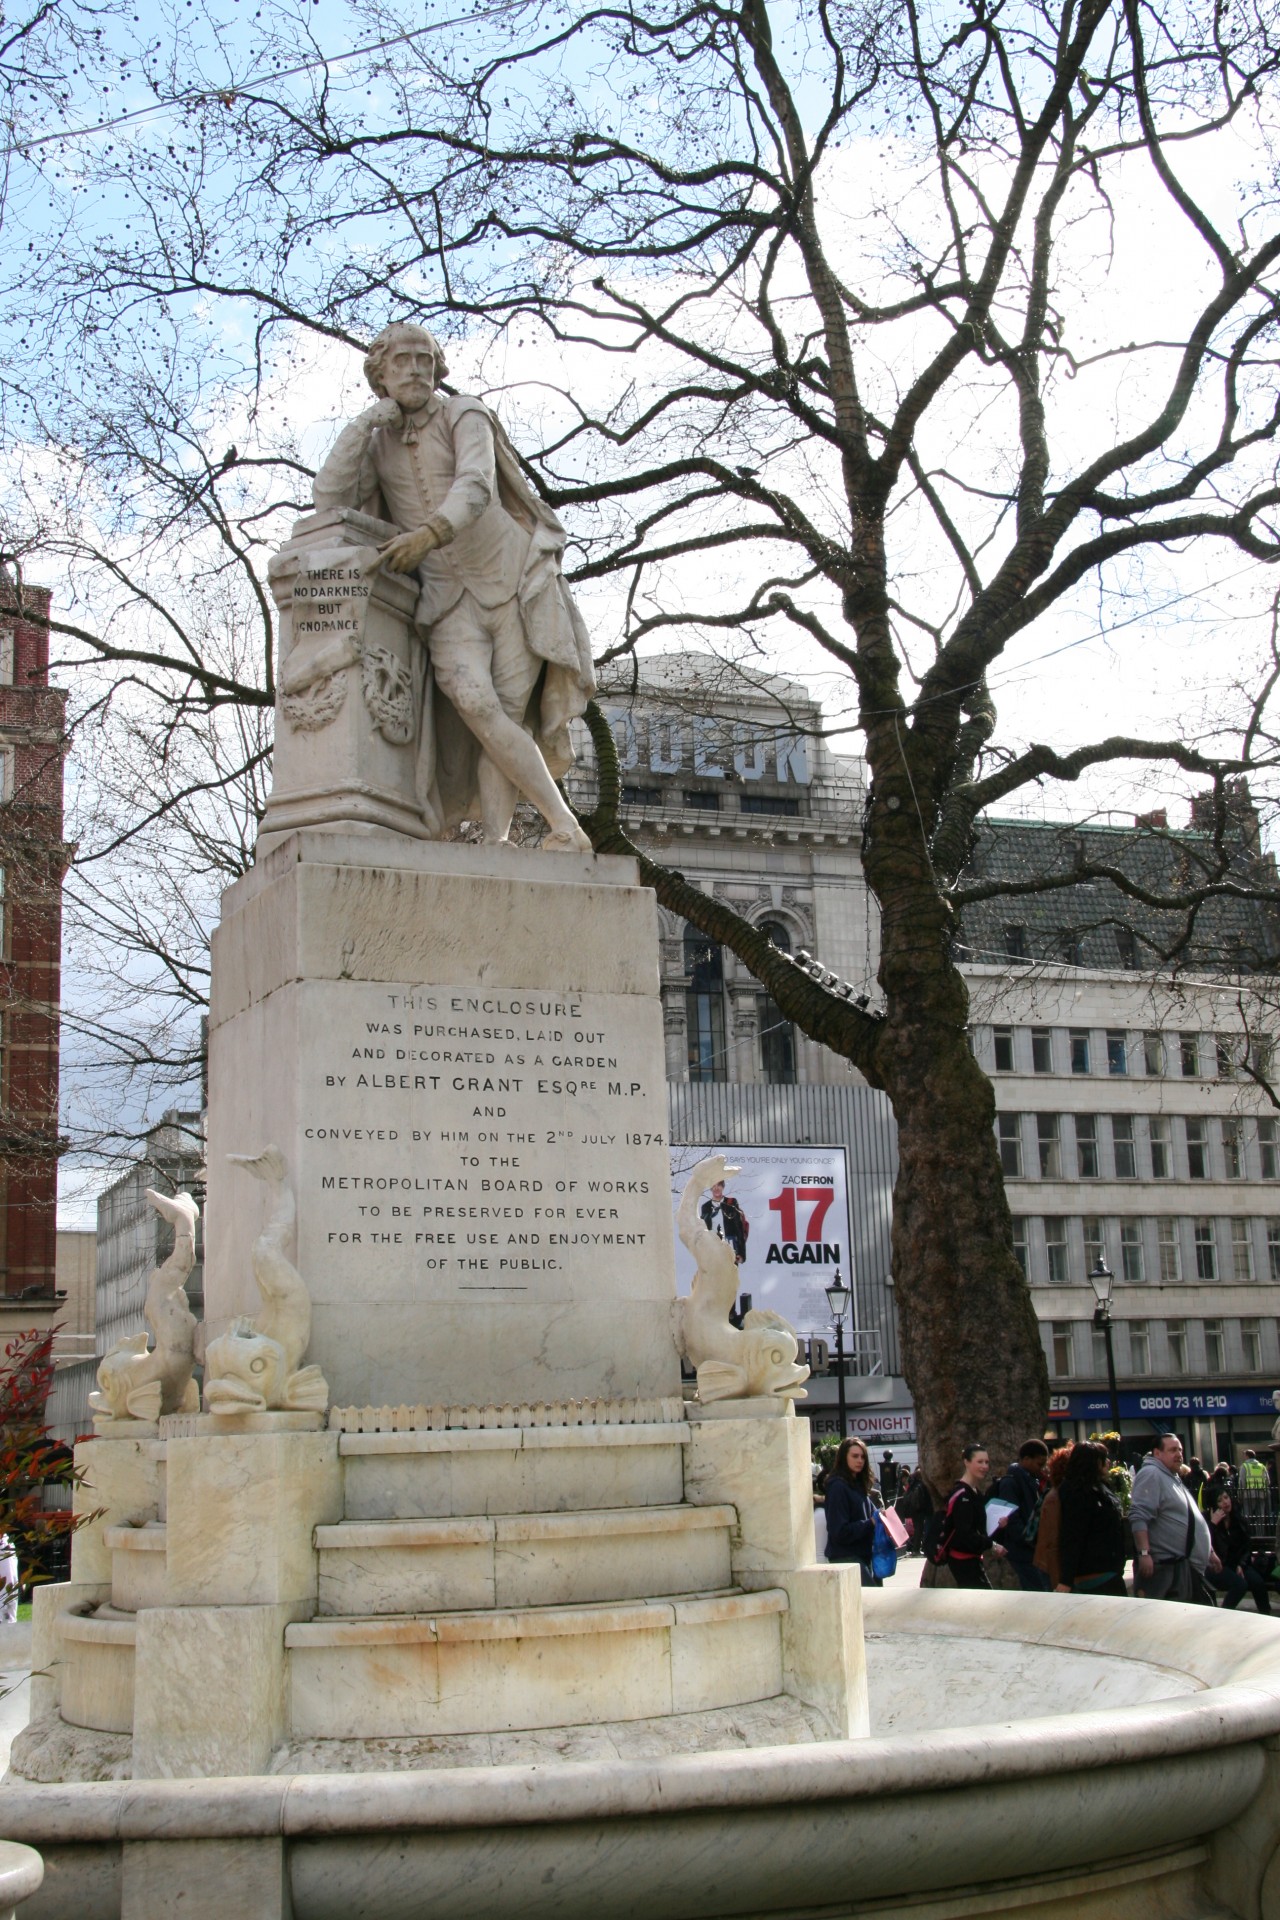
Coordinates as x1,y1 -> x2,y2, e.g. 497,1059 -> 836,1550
4,1678 -> 1280,1844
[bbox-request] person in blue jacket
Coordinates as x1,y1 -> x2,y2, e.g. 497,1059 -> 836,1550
824,1437 -> 881,1584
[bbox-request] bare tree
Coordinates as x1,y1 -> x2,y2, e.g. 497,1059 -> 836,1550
6,0 -> 1280,1478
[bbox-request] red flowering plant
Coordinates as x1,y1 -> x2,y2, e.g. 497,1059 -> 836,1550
0,1328 -> 93,1606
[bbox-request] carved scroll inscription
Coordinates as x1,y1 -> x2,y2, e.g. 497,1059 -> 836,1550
282,556 -> 371,732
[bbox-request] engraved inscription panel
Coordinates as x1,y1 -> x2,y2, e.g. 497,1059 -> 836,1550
296,980 -> 673,1309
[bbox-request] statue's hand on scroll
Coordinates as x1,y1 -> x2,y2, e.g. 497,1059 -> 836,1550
377,520 -> 447,575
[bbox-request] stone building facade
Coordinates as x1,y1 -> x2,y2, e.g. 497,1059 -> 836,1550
568,658 -> 904,1449
571,658 -> 1280,1467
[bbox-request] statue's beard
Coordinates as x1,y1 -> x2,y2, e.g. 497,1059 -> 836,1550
389,382 -> 434,413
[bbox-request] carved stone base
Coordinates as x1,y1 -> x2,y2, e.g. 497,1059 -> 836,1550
157,1411 -> 325,1439
687,1396 -> 796,1420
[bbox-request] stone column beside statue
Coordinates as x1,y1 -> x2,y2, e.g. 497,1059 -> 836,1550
260,509 -> 426,849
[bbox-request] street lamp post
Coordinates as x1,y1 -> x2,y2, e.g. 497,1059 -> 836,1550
825,1270 -> 852,1442
1088,1256 -> 1120,1434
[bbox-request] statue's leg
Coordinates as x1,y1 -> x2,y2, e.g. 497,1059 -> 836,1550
476,752 -> 519,843
432,598 -> 588,847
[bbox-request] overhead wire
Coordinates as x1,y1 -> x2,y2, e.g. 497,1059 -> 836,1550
9,0 -> 531,157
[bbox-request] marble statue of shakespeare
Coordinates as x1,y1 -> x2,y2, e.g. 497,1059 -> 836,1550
313,322 -> 595,851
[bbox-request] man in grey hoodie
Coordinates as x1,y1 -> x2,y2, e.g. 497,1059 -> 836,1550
1131,1433 -> 1219,1602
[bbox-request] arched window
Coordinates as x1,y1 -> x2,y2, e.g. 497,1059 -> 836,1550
757,921 -> 797,1084
683,925 -> 726,1082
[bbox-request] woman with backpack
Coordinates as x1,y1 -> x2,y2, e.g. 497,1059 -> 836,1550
932,1444 -> 994,1589
1055,1441 -> 1126,1596
824,1438 -> 882,1586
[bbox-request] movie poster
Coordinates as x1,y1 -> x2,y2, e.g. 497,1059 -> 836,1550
670,1143 -> 856,1335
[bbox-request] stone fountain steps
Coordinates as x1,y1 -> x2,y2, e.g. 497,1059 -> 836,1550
57,1605 -> 136,1735
313,1502 -> 737,1615
336,1420 -> 689,1519
103,1525 -> 167,1613
284,1586 -> 788,1738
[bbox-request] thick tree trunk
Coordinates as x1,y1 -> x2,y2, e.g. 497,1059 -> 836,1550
866,811 -> 1048,1495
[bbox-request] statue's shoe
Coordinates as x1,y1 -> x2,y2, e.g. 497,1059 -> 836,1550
542,824 -> 592,854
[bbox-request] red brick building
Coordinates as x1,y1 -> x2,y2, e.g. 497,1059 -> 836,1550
0,578 -> 68,1301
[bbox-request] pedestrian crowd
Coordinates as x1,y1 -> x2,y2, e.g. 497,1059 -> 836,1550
817,1431 -> 1280,1610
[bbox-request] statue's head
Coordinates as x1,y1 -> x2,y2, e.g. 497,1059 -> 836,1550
363,322 -> 448,410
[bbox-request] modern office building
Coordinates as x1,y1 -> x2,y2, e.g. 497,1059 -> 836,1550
73,1111 -> 206,1443
962,807 -> 1280,1463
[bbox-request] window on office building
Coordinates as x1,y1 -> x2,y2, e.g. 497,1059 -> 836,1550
1120,1220 -> 1144,1282
1037,1114 -> 1061,1178
1260,1119 -> 1278,1180
1004,925 -> 1029,961
1180,1032 -> 1201,1077
1157,1219 -> 1181,1281
1050,1322 -> 1075,1376
1069,1030 -> 1091,1074
1128,1320 -> 1151,1375
739,792 -> 801,816
1242,1319 -> 1263,1372
1186,1119 -> 1209,1180
1166,1320 -> 1188,1371
1194,1218 -> 1217,1280
759,1001 -> 797,1085
993,1026 -> 1014,1072
1144,1032 -> 1165,1076
1222,1120 -> 1244,1180
752,928 -> 797,1084
1031,1029 -> 1053,1073
1076,1115 -> 1099,1178
1044,1218 -> 1068,1283
1107,1031 -> 1128,1075
1269,1221 -> 1280,1282
1231,1219 -> 1254,1281
997,1114 -> 1023,1178
756,922 -> 797,1086
1011,1218 -> 1028,1277
1112,1116 -> 1137,1179
684,927 -> 727,1082
1204,1319 -> 1226,1375
1216,1036 -> 1240,1078
1251,1036 -> 1274,1080
1149,1117 -> 1172,1179
1082,1217 -> 1104,1274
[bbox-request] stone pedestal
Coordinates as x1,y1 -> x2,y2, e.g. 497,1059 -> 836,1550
260,508 -> 426,848
163,1432 -> 341,1609
132,1604 -> 296,1779
202,830 -> 682,1412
